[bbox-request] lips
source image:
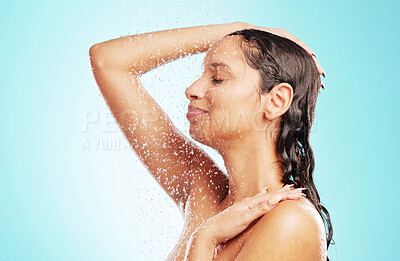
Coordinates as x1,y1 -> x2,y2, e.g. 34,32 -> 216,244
186,105 -> 208,120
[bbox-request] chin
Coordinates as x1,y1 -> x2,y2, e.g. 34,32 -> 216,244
189,125 -> 201,140
189,125 -> 209,145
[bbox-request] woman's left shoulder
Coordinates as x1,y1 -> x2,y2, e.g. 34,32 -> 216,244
272,196 -> 324,221
235,198 -> 327,260
237,197 -> 327,260
262,197 -> 327,241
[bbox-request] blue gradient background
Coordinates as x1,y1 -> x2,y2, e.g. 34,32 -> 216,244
1,0 -> 399,260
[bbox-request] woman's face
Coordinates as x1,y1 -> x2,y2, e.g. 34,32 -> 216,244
185,36 -> 265,148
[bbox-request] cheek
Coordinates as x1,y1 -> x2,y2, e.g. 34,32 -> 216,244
209,90 -> 259,133
208,91 -> 235,128
209,101 -> 254,134
209,86 -> 241,112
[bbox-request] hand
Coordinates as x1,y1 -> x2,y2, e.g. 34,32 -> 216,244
239,22 -> 326,79
196,184 -> 306,246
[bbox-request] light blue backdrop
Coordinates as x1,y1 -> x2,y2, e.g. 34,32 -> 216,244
1,0 -> 398,260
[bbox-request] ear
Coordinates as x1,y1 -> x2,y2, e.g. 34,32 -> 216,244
262,83 -> 293,121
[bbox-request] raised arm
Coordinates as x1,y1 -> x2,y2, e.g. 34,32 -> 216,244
89,22 -> 246,215
89,22 -> 245,74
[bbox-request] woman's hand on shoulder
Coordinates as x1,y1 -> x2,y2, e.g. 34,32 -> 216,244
234,197 -> 328,260
194,184 -> 306,246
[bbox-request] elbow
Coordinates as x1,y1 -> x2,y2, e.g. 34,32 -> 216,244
89,44 -> 98,59
89,44 -> 105,69
89,42 -> 137,73
88,43 -> 128,72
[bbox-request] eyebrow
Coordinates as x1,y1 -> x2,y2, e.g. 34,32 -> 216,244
204,62 -> 232,73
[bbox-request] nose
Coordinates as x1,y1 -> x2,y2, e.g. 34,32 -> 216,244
185,78 -> 207,101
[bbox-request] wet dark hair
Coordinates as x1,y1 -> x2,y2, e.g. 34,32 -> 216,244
226,29 -> 334,259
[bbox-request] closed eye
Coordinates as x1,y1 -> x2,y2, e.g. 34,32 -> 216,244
212,79 -> 224,84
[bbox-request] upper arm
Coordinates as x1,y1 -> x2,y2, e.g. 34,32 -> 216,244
235,200 -> 327,261
89,45 -> 222,213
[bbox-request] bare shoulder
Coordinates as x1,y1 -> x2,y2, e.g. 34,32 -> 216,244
264,197 -> 327,235
236,197 -> 327,261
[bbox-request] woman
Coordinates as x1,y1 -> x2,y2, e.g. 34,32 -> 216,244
89,22 -> 333,260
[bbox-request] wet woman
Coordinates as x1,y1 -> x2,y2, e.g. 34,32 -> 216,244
89,22 -> 333,260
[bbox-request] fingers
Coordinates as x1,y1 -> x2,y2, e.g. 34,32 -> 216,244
254,183 -> 293,196
311,54 -> 326,78
257,188 -> 305,210
270,28 -> 326,78
220,185 -> 306,239
321,79 -> 325,90
240,187 -> 306,222
267,194 -> 283,206
287,34 -> 314,57
279,189 -> 307,201
247,185 -> 306,210
276,28 -> 313,57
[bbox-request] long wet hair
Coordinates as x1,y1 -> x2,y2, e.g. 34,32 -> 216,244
226,29 -> 334,259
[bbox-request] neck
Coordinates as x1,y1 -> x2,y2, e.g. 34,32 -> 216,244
216,132 -> 285,209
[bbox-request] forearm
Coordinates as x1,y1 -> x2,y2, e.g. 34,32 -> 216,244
90,22 -> 246,75
184,229 -> 218,261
